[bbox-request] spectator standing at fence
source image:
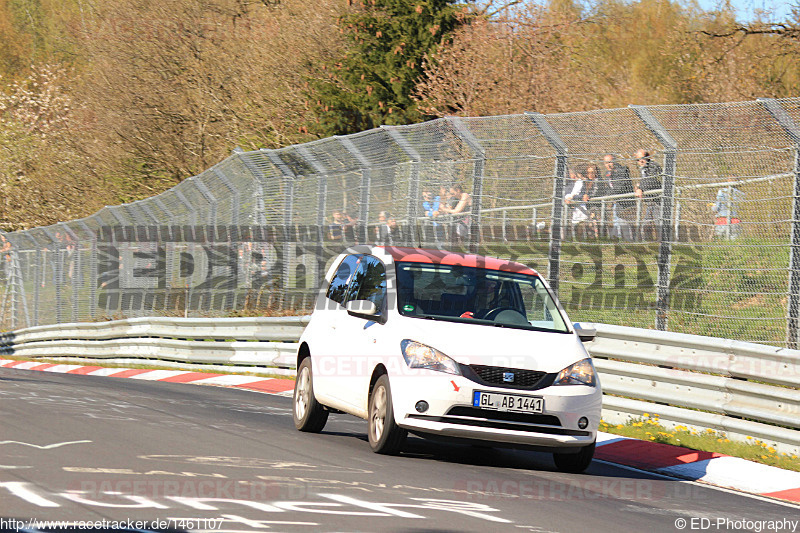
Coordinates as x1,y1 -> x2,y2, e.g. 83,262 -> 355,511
583,163 -> 601,239
564,166 -> 589,239
340,208 -> 358,242
438,183 -> 472,243
601,154 -> 635,241
0,234 -> 11,286
1,233 -> 11,263
329,210 -> 345,241
710,180 -> 744,240
421,189 -> 443,243
375,211 -> 387,243
376,211 -> 396,245
634,149 -> 662,240
376,214 -> 399,245
422,189 -> 440,218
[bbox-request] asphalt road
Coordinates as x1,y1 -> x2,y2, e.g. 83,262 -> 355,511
1,367 -> 798,533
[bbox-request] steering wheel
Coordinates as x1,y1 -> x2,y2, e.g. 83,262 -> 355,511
482,307 -> 529,326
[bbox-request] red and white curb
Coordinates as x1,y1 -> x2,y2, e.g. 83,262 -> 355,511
3,359 -> 799,504
595,433 -> 800,504
0,359 -> 295,396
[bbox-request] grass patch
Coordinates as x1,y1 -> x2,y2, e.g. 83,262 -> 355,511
600,413 -> 799,472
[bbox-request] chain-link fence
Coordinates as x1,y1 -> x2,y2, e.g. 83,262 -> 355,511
1,98 -> 799,348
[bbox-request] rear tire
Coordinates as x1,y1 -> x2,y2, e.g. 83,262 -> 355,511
368,375 -> 407,454
293,357 -> 328,433
553,441 -> 595,473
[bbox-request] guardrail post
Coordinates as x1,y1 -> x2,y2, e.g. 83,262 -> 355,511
758,98 -> 800,348
339,137 -> 373,244
630,105 -> 678,331
382,126 -> 423,246
447,117 -> 485,253
526,112 -> 568,295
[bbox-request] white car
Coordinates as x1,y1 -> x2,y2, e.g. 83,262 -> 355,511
293,246 -> 601,473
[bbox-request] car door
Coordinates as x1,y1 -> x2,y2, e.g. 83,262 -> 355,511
335,254 -> 388,415
311,253 -> 361,408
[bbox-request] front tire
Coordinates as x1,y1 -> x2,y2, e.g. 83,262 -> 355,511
368,375 -> 407,454
553,441 -> 595,473
293,357 -> 328,432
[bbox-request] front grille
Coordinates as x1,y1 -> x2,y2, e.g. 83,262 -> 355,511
447,406 -> 560,426
468,365 -> 548,389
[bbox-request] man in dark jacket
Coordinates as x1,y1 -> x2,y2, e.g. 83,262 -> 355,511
601,154 -> 635,241
634,149 -> 662,240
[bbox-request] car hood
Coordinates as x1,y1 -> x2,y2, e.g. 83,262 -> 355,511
394,316 -> 588,373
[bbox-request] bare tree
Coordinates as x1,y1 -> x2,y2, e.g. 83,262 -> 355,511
78,0 -> 345,185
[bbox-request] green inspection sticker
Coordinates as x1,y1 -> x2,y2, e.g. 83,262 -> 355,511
402,304 -> 415,312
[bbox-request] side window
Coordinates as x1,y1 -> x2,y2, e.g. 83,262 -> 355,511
326,254 -> 361,305
346,255 -> 387,311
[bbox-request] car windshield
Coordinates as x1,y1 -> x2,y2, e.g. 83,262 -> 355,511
395,262 -> 569,333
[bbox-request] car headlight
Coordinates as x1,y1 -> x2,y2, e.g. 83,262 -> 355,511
400,340 -> 461,375
554,358 -> 597,387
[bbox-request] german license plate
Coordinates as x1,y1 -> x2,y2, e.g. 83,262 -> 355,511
473,391 -> 544,414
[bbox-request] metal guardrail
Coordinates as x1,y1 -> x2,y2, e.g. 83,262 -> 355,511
584,323 -> 800,455
0,316 -> 309,368
1,316 -> 798,454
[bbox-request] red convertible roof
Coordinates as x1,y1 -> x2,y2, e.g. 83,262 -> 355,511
380,246 -> 540,277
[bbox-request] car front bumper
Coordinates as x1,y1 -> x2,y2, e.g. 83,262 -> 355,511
390,372 -> 601,451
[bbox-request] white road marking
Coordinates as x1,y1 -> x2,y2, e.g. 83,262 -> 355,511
0,440 -> 91,449
127,370 -> 190,381
191,375 -> 270,386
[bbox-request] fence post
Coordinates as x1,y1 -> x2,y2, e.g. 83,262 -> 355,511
339,137 -> 373,244
447,117 -> 485,254
630,105 -> 678,331
674,189 -> 682,241
758,98 -> 800,348
382,126 -> 422,246
233,150 -> 268,226
42,228 -> 63,324
75,220 -> 97,322
169,191 -> 197,227
212,168 -> 241,225
263,151 -> 295,229
526,112 -> 568,295
296,146 -> 329,245
264,150 -> 297,300
188,177 -> 218,228
59,223 -> 80,322
136,203 -> 160,226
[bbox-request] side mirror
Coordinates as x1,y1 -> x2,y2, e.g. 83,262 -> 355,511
346,299 -> 379,320
573,323 -> 596,343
